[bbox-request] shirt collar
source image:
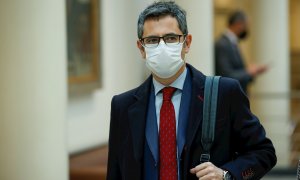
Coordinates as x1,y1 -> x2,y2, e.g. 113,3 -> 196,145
225,29 -> 238,45
152,67 -> 187,95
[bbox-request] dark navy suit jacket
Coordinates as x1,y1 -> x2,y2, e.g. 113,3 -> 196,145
107,64 -> 276,180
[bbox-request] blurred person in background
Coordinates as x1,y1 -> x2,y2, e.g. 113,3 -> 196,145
107,2 -> 276,180
215,11 -> 268,94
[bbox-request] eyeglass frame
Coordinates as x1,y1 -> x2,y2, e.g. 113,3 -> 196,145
139,34 -> 187,48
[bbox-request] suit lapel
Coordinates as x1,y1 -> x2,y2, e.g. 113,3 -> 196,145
185,64 -> 206,149
177,68 -> 192,158
145,84 -> 159,163
128,76 -> 152,162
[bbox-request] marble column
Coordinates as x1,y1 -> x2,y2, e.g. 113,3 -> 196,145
0,1 -> 68,179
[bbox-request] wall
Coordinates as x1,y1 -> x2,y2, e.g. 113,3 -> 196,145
67,0 -> 146,153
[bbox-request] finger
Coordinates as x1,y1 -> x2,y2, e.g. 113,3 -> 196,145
199,173 -> 215,180
190,163 -> 207,174
190,162 -> 212,174
195,166 -> 214,178
199,167 -> 223,180
200,171 -> 222,180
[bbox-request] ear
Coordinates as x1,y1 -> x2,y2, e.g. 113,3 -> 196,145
183,34 -> 192,54
137,40 -> 146,59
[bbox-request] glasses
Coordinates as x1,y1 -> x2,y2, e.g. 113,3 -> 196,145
140,34 -> 186,48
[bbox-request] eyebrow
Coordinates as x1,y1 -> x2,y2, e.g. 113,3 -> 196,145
143,33 -> 181,38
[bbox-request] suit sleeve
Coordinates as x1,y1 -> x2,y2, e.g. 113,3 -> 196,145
215,43 -> 253,87
106,96 -> 122,180
221,80 -> 277,180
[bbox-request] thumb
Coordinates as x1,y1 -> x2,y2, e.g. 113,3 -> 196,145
190,167 -> 196,174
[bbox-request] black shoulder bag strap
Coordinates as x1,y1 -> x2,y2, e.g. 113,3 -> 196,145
200,76 -> 220,163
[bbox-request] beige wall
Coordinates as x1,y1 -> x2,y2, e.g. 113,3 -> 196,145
67,0 -> 146,153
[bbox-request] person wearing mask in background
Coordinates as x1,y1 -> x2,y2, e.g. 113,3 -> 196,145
107,2 -> 276,180
215,11 -> 268,94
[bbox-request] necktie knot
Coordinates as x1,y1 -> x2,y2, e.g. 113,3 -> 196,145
162,87 -> 176,101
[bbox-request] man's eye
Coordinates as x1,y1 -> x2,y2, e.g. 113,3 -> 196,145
164,36 -> 178,42
145,38 -> 159,44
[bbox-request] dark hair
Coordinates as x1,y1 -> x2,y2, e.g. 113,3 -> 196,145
228,11 -> 247,26
137,1 -> 188,39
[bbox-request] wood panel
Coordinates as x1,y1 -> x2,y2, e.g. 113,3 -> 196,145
70,146 -> 108,180
290,51 -> 300,166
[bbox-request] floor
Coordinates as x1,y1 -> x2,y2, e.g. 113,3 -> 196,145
262,168 -> 299,180
262,176 -> 296,180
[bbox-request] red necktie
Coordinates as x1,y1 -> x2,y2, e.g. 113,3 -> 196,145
159,87 -> 177,180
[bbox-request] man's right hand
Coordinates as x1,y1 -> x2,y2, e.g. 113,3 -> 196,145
247,64 -> 268,77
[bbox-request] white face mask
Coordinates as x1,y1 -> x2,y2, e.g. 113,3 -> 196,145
144,41 -> 184,79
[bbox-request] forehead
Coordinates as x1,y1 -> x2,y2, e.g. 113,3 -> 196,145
142,15 -> 182,37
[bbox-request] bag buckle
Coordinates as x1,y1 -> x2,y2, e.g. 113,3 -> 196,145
200,153 -> 210,163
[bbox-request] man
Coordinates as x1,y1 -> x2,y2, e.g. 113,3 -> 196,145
215,11 -> 268,94
107,2 -> 276,180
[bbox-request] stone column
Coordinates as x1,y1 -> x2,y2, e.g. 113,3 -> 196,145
176,0 -> 214,75
0,1 -> 68,179
250,0 -> 290,167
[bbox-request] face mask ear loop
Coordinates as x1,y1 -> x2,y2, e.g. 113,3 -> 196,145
181,35 -> 187,47
139,39 -> 146,48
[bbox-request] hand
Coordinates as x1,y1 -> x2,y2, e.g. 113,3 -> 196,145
190,162 -> 223,180
247,64 -> 268,77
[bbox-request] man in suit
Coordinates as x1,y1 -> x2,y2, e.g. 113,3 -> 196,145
107,2 -> 276,180
215,11 -> 268,94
